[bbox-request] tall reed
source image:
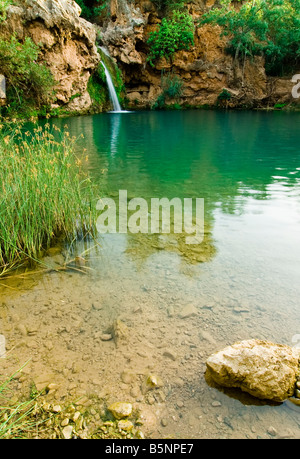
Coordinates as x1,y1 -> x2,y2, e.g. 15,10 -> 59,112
0,118 -> 97,276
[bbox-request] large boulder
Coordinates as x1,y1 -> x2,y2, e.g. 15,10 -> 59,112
206,339 -> 300,402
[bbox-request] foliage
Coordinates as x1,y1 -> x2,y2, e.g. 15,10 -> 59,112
217,88 -> 232,101
101,51 -> 126,103
76,0 -> 108,21
153,71 -> 184,108
151,0 -> 185,12
0,0 -> 12,22
0,35 -> 55,117
161,70 -> 184,98
199,0 -> 300,75
87,62 -> 108,110
0,120 -> 97,276
0,364 -> 39,438
147,10 -> 195,65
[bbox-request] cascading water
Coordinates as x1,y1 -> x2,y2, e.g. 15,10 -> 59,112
101,61 -> 125,113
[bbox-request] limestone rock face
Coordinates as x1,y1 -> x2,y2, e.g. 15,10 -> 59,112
206,339 -> 300,402
1,0 -> 100,113
100,0 -> 299,110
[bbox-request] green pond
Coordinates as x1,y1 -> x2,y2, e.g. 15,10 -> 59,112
1,109 -> 300,438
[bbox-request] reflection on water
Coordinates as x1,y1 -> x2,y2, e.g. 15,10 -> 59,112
109,113 -> 122,155
1,110 -> 300,439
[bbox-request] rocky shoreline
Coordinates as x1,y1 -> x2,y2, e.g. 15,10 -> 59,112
2,333 -> 300,439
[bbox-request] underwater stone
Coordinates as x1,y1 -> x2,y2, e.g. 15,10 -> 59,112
108,402 -> 132,419
206,339 -> 300,402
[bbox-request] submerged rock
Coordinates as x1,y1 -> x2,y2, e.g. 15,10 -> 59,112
62,425 -> 73,439
206,339 -> 300,402
141,373 -> 163,394
3,0 -> 100,114
110,319 -> 129,347
108,402 -> 132,420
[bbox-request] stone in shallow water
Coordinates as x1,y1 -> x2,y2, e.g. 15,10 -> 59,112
206,339 -> 300,402
108,402 -> 132,419
118,419 -> 134,432
62,425 -> 73,439
179,304 -> 198,319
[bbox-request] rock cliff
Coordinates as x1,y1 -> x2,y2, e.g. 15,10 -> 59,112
0,0 -> 100,114
100,0 -> 299,110
1,0 -> 298,114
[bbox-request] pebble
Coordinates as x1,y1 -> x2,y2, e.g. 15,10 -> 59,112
267,426 -> 277,437
62,425 -> 73,439
118,420 -> 134,432
211,401 -> 222,407
121,370 -> 134,384
17,324 -> 27,336
108,402 -> 133,419
167,307 -> 174,317
46,383 -> 58,393
127,382 -> 137,396
100,333 -> 113,341
45,341 -> 53,350
73,411 -> 81,422
294,388 -> 300,398
179,304 -> 198,319
52,405 -> 62,413
163,349 -> 177,361
147,394 -> 156,405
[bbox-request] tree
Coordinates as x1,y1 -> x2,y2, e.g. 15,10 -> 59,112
199,0 -> 300,75
0,36 -> 55,114
147,10 -> 195,66
76,0 -> 107,21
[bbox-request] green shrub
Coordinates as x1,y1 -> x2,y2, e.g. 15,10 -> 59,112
0,35 -> 55,117
147,10 -> 195,65
217,89 -> 231,101
151,0 -> 185,12
153,71 -> 184,108
199,0 -> 300,76
76,0 -> 108,21
87,61 -> 109,110
0,0 -> 12,22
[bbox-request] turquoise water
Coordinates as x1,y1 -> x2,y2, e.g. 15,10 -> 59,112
59,110 -> 300,437
2,110 -> 300,439
63,109 -> 300,300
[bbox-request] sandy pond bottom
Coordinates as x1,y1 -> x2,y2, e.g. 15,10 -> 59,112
0,231 -> 300,440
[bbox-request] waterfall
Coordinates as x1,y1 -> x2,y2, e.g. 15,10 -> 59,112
101,61 -> 124,113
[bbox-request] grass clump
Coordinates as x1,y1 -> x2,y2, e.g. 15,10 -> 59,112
0,365 -> 39,439
0,118 -> 97,277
